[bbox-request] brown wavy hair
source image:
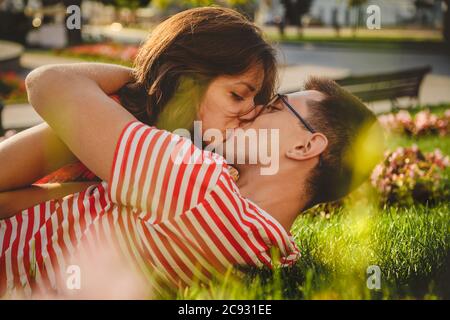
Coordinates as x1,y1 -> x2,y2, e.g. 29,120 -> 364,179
117,7 -> 277,126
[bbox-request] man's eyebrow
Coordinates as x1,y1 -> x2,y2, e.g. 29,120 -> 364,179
235,81 -> 256,92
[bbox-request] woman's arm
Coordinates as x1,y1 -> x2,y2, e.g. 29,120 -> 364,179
28,63 -> 134,97
0,182 -> 99,219
0,63 -> 133,192
26,64 -> 135,180
0,123 -> 77,192
26,63 -> 222,217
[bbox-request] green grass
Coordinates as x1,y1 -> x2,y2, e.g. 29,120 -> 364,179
387,134 -> 450,156
267,33 -> 443,43
172,105 -> 450,300
52,52 -> 133,67
265,33 -> 446,52
293,204 -> 450,299
171,203 -> 449,300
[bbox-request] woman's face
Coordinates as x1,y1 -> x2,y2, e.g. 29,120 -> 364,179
198,64 -> 265,143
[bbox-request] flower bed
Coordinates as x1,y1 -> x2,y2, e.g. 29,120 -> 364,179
307,145 -> 449,216
55,43 -> 139,65
371,146 -> 449,206
378,109 -> 450,137
0,72 -> 27,104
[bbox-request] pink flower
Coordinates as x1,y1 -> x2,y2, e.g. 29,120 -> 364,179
371,146 -> 449,205
377,109 -> 449,136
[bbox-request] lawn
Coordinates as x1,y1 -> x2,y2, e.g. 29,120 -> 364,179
175,203 -> 449,300
265,29 -> 447,52
171,105 -> 450,300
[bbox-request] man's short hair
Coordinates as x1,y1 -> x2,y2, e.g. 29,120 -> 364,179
303,77 -> 384,210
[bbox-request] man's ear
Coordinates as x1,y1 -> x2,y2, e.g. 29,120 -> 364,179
285,133 -> 328,161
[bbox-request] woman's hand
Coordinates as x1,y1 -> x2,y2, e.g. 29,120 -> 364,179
0,181 -> 99,219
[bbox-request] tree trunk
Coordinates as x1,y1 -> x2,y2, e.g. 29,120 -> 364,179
278,21 -> 285,37
444,0 -> 450,44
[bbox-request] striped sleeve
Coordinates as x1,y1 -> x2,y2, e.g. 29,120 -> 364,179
108,121 -> 224,222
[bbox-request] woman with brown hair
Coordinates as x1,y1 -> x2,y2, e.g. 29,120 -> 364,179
0,7 -> 277,216
118,6 -> 277,132
0,7 -> 280,297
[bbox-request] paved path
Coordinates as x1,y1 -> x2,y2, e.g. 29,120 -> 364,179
278,43 -> 450,76
277,62 -> 450,114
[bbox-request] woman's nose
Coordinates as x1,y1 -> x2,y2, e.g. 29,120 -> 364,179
239,104 -> 264,121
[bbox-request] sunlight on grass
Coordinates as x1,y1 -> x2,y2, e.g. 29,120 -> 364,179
167,202 -> 449,300
169,106 -> 449,300
387,134 -> 450,155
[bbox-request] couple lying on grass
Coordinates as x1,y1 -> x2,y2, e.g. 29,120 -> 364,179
0,7 -> 384,298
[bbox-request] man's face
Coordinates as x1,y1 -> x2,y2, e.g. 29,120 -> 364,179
245,90 -> 323,131
222,90 -> 325,170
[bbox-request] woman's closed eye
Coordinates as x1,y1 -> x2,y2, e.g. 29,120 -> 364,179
231,92 -> 257,116
231,92 -> 245,101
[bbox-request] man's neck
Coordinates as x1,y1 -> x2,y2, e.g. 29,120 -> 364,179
235,164 -> 308,232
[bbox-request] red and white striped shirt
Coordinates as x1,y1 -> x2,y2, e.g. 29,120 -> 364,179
0,121 -> 300,298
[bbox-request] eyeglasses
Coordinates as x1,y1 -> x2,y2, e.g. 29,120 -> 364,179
264,94 -> 323,168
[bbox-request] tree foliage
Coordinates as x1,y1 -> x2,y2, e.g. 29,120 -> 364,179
96,0 -> 151,8
153,0 -> 253,10
152,0 -> 256,19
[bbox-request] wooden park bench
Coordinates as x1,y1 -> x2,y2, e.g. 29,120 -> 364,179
282,65 -> 432,112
